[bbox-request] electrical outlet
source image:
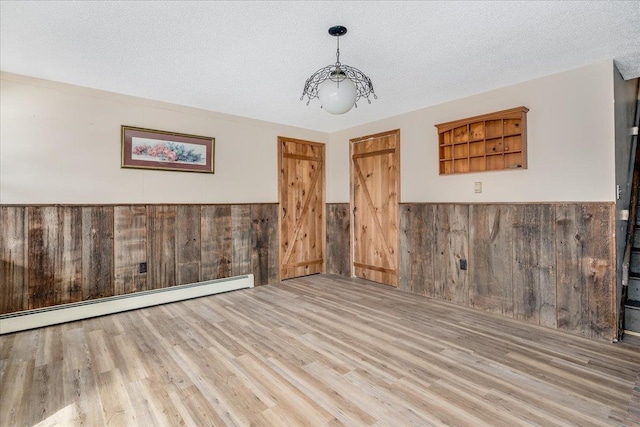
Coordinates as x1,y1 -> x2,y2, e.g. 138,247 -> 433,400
139,262 -> 147,273
460,259 -> 467,270
474,182 -> 482,193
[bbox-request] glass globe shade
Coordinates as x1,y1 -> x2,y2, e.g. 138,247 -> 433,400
318,74 -> 357,114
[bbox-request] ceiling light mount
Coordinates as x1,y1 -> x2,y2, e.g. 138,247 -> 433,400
301,25 -> 377,115
328,25 -> 348,37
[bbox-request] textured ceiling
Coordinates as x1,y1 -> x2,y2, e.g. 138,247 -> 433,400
1,1 -> 639,133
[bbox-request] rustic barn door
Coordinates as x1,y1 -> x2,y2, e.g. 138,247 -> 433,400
350,130 -> 400,286
278,137 -> 326,280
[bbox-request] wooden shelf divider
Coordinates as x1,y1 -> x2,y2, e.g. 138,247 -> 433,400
436,106 -> 528,175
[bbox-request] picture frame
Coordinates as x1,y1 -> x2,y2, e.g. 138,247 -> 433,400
121,125 -> 215,173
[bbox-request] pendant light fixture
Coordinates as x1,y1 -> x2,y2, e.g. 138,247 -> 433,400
301,26 -> 377,114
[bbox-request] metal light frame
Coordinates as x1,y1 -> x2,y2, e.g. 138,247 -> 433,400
301,26 -> 377,109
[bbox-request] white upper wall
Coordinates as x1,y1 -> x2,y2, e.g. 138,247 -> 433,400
1,61 -> 617,205
328,61 -> 616,203
0,72 -> 328,204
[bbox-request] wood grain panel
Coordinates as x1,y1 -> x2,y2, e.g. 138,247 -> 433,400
414,204 -> 436,298
0,206 -> 28,313
60,207 -> 83,305
397,202 -> 614,340
82,206 -> 114,300
1,202 -> 616,342
176,205 -> 201,285
251,204 -> 278,286
555,204 -> 588,336
399,205 -> 411,293
201,205 -> 232,281
114,206 -> 147,294
326,204 -> 351,277
278,137 -> 326,280
556,203 -> 615,340
4,203 -> 279,314
147,205 -> 177,289
470,205 -> 515,316
512,204 -> 556,327
434,204 -> 469,304
351,130 -> 400,286
587,204 -> 615,340
399,204 -> 436,297
231,205 -> 251,277
28,206 -> 82,309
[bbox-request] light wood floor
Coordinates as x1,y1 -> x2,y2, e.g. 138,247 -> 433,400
1,274 -> 639,427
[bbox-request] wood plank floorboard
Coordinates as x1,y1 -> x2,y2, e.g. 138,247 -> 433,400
1,274 -> 639,426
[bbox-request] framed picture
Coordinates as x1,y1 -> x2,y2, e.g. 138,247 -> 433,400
121,125 -> 215,173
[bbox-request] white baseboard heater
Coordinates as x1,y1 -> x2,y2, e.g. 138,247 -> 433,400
0,274 -> 254,335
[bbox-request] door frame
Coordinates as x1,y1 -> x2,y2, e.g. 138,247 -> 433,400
349,129 -> 401,286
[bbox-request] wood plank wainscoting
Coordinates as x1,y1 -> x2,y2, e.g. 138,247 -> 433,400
0,204 -> 278,314
327,202 -> 616,341
2,202 -> 616,341
326,203 -> 351,277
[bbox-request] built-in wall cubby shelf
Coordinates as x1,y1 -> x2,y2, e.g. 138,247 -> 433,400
435,106 -> 529,175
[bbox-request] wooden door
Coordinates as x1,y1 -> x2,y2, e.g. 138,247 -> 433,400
351,130 -> 400,286
278,137 -> 326,280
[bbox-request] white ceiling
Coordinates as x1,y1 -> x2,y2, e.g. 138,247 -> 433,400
1,1 -> 639,133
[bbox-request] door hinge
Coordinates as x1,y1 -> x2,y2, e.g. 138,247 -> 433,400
616,184 -> 622,200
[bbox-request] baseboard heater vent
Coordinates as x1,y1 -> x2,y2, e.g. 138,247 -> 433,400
0,274 -> 254,335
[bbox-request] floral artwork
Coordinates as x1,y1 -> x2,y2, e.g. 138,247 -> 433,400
121,126 -> 214,173
132,138 -> 206,165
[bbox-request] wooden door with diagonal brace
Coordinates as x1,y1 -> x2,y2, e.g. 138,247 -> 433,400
278,137 -> 326,280
350,130 -> 400,286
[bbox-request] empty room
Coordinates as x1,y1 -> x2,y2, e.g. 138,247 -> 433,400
1,1 -> 640,426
